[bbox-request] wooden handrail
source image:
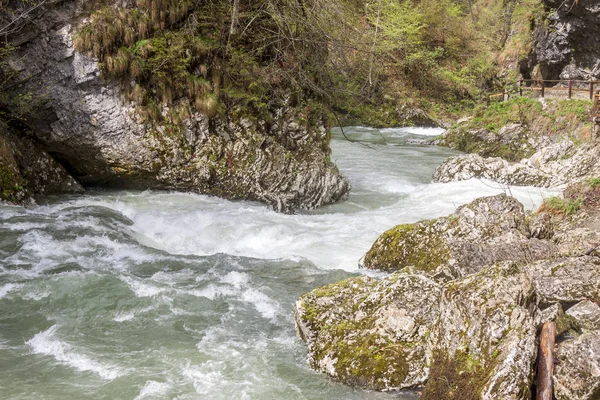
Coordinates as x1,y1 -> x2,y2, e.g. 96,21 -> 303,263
519,79 -> 599,100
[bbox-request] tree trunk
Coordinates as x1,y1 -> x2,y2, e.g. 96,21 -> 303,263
536,321 -> 556,400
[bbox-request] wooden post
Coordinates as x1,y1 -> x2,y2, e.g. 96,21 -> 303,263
541,80 -> 545,98
590,81 -> 594,100
536,321 -> 556,400
568,80 -> 573,99
519,79 -> 523,97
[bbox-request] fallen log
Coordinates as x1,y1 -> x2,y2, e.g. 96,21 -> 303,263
536,321 -> 556,400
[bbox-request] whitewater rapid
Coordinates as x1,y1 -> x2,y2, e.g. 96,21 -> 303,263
0,127 -> 558,399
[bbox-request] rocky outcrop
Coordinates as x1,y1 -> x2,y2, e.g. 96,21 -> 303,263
296,191 -> 600,398
361,194 -> 558,279
1,0 -> 349,212
424,262 -> 537,400
433,139 -> 600,188
0,123 -> 83,204
294,274 -> 441,390
532,0 -> 600,81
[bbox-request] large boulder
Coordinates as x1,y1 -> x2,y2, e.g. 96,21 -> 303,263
554,332 -> 600,400
524,256 -> 600,304
423,262 -> 538,400
294,273 -> 441,391
361,194 -> 557,280
1,0 -> 349,212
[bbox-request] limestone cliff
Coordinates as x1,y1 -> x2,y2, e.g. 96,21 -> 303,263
0,0 -> 349,212
528,0 -> 600,80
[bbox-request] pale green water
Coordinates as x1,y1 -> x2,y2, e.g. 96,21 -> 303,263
0,127 -> 558,399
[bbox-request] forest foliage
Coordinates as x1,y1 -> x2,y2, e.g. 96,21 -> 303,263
1,0 -> 546,127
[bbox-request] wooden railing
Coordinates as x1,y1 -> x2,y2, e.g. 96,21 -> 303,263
518,79 -> 600,100
487,79 -> 600,123
593,92 -> 600,123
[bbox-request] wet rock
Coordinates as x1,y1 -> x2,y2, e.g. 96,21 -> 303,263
524,256 -> 600,304
361,194 -> 558,279
423,262 -> 538,400
294,273 -> 441,391
554,332 -> 600,400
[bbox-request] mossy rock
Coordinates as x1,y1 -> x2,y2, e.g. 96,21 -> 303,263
426,262 -> 538,400
361,219 -> 451,273
361,194 -> 555,280
295,273 -> 442,391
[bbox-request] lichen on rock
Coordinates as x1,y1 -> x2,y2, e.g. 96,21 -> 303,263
361,194 -> 557,280
424,262 -> 538,400
294,273 -> 441,391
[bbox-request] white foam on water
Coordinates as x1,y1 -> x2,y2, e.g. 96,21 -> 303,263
134,380 -> 172,400
120,276 -> 167,298
0,283 -> 23,298
113,311 -> 135,322
240,289 -> 280,320
26,326 -> 124,380
393,126 -> 446,136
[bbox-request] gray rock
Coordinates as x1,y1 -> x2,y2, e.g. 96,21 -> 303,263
554,332 -> 600,400
433,140 -> 600,189
294,273 -> 442,391
566,300 -> 600,332
524,256 -> 600,304
423,262 -> 537,400
534,0 -> 600,81
2,0 -> 349,213
362,194 -> 558,279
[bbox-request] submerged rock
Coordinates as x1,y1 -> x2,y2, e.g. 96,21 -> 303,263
294,273 -> 441,391
361,194 -> 557,279
424,262 -> 538,400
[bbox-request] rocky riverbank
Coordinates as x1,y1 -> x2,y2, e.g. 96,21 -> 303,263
295,188 -> 600,399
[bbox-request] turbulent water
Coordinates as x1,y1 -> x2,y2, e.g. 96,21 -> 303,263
0,127 -> 558,399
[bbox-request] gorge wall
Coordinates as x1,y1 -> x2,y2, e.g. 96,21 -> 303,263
0,0 -> 349,212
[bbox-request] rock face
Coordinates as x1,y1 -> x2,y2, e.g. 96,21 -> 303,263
294,274 -> 441,390
424,262 -> 537,400
296,192 -> 600,398
554,332 -> 600,400
532,0 -> 600,80
0,123 -> 83,204
433,140 -> 600,188
361,194 -> 557,279
1,1 -> 349,212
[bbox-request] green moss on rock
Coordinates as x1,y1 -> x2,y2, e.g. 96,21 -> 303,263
362,220 -> 451,272
421,350 -> 491,400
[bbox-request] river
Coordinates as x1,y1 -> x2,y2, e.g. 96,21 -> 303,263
0,127 -> 557,399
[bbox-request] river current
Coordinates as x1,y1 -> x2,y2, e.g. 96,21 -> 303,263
0,127 -> 557,399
